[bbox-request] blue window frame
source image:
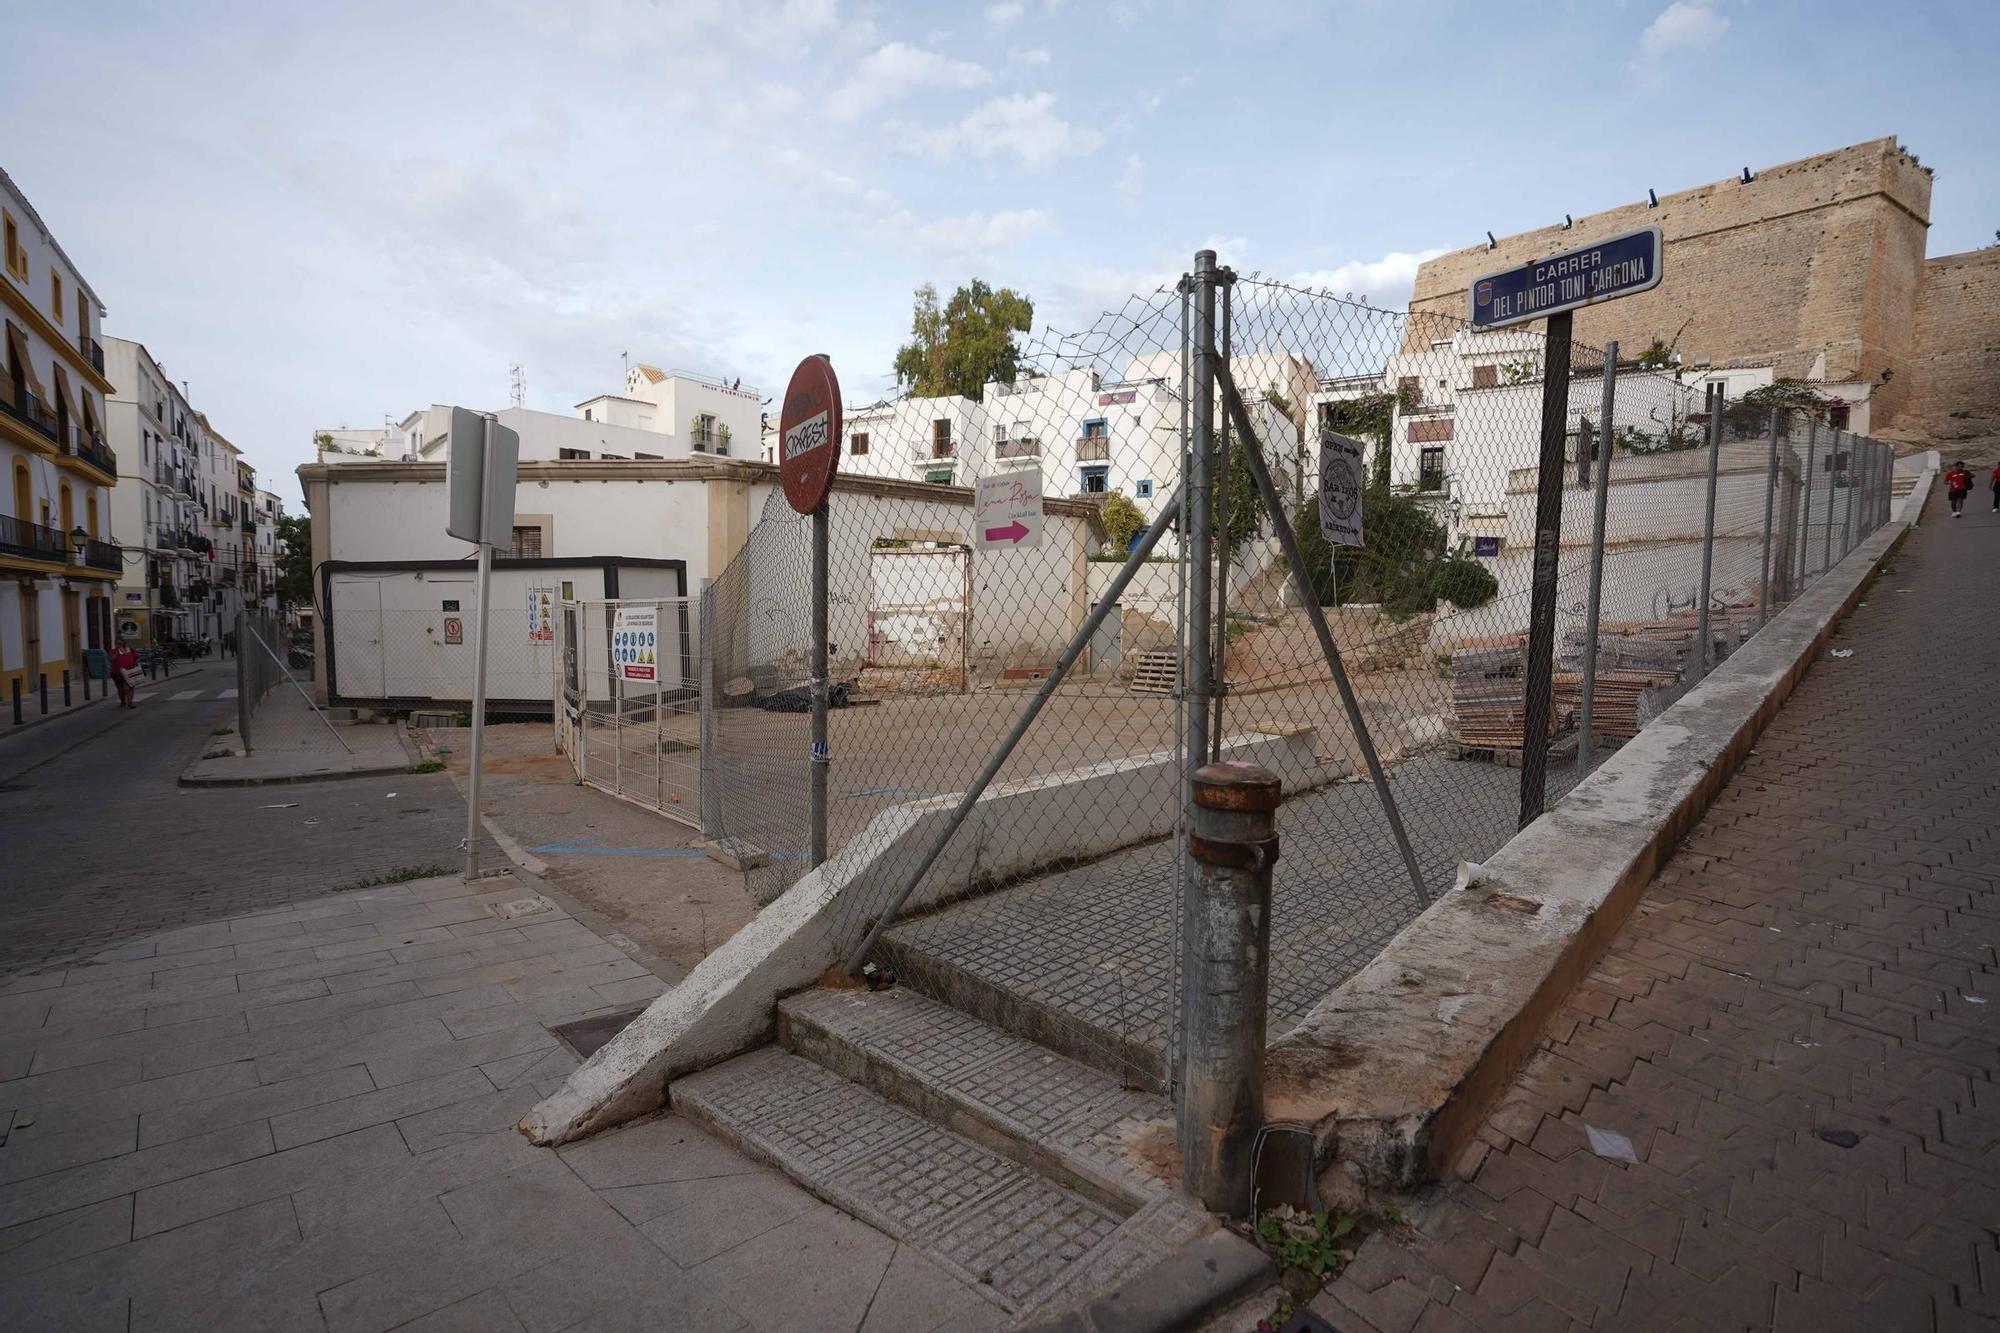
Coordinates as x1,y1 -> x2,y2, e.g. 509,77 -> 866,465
1079,465 -> 1109,494
1134,479 -> 1154,498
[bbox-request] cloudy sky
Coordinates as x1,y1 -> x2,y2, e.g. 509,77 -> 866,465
4,0 -> 1995,507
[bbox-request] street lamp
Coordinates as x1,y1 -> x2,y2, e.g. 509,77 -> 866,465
69,525 -> 89,561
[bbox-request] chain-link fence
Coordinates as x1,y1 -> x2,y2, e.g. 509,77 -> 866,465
553,597 -> 699,823
684,256 -> 1903,1095
237,608 -> 357,756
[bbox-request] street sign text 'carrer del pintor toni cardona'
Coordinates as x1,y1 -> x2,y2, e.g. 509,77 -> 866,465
1470,227 -> 1664,331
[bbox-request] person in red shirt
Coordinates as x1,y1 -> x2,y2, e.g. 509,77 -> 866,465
1944,461 -> 1971,516
109,640 -> 141,708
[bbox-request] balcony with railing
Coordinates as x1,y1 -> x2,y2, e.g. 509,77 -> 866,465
63,425 -> 118,477
1075,434 -> 1110,463
79,537 -> 122,572
241,512 -> 255,533
1,383 -> 61,444
994,435 -> 1040,460
78,334 -> 105,375
0,514 -> 68,564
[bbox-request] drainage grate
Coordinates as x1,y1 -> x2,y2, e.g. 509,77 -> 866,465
549,1007 -> 647,1058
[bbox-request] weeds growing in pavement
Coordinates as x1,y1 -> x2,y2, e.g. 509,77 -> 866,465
334,864 -> 451,891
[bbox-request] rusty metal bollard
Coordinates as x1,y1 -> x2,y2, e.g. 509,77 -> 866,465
1180,760 -> 1279,1215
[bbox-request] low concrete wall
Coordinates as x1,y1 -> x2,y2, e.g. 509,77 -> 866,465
524,727 -> 1322,1145
1266,457 -> 1938,1194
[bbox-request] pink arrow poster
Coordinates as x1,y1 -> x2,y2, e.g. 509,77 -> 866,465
973,468 -> 1044,551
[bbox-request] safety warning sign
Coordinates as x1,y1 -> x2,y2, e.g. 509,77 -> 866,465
612,605 -> 659,682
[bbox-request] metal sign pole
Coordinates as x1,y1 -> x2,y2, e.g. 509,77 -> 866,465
1695,385 -> 1724,680
1517,309 -> 1573,830
1576,341 -> 1618,775
809,500 -> 830,869
464,528 -> 492,880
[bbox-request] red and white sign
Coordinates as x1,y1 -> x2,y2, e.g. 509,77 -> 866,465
779,354 -> 842,515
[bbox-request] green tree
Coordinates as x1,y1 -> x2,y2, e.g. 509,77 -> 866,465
1726,378 -> 1837,435
1286,485 -> 1494,616
1099,492 -> 1145,552
1319,387 -> 1410,489
892,280 -> 1035,400
275,513 -> 313,608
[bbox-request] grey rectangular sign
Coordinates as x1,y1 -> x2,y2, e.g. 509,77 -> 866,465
1469,227 -> 1663,330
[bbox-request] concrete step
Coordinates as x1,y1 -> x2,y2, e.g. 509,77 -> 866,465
673,1045 -> 1217,1323
875,895 -> 1171,1089
778,985 -> 1177,1214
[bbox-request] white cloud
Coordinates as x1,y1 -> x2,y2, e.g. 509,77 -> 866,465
1636,2 -> 1729,71
901,207 -> 1053,253
985,1 -> 1025,27
898,92 -> 1103,168
1289,248 -> 1449,312
826,41 -> 992,119
1013,46 -> 1052,66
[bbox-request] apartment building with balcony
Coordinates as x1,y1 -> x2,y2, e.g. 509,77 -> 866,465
833,353 -> 1311,540
2,168 -> 122,697
104,337 -> 214,647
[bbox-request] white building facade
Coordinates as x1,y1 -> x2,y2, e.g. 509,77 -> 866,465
2,167 -> 122,696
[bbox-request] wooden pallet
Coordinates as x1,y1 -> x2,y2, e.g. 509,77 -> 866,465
1127,648 -> 1181,695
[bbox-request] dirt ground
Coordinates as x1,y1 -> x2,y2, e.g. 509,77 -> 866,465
422,722 -> 759,979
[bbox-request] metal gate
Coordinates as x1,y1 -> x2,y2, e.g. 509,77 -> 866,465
555,597 -> 700,827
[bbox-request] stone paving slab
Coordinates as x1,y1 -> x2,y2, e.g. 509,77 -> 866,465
1314,492 -> 1999,1328
0,872 -> 998,1331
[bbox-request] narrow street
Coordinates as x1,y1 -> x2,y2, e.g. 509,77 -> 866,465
1,668 -> 487,976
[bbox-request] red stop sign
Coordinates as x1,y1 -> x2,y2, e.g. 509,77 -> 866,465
779,355 -> 842,515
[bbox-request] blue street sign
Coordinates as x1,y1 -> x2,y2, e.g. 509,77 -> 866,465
1469,227 -> 1663,331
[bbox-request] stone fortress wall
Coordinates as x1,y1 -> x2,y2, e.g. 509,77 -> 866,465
1408,137 -> 1996,445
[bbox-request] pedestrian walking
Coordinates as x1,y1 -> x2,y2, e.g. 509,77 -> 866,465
110,640 -> 141,709
1944,461 -> 1971,517
1991,462 -> 1999,512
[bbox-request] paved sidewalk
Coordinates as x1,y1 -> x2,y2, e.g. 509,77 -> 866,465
2,660 -> 220,739
1318,497 -> 1998,1326
0,873 -> 1001,1331
183,689 -> 415,787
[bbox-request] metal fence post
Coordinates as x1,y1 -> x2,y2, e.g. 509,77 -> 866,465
62,669 -> 70,708
236,611 -> 252,750
1694,384 -> 1724,680
1799,419 -> 1817,585
1758,409 -> 1782,627
698,582 -> 719,838
39,672 -> 47,715
1577,341 -> 1618,773
11,677 -> 20,725
1840,430 -> 1856,556
1211,274 -> 1232,764
1179,249 -> 1220,1124
1180,761 -> 1277,1216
